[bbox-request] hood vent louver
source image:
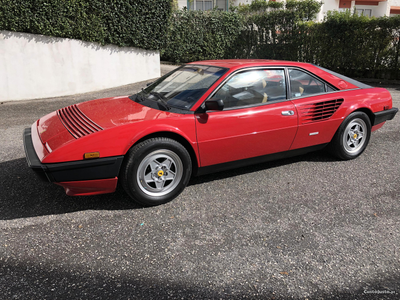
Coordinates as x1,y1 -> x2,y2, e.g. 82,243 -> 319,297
57,104 -> 103,139
299,99 -> 344,124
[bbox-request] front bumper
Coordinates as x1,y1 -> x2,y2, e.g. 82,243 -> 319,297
23,127 -> 124,183
373,107 -> 398,126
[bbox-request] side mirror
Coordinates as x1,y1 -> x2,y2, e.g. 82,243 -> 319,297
205,98 -> 224,111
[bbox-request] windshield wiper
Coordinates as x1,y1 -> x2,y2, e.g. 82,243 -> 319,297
132,92 -> 146,103
150,92 -> 170,110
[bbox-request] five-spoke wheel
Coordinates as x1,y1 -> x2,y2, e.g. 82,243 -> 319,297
343,118 -> 367,155
137,149 -> 183,197
120,138 -> 192,206
329,111 -> 371,160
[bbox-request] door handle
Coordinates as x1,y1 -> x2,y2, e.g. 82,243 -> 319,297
281,110 -> 294,116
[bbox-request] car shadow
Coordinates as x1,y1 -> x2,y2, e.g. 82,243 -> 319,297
0,150 -> 334,220
1,254 -> 398,299
0,158 -> 139,220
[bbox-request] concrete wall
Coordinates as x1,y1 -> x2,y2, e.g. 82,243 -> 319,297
320,0 -> 340,21
177,0 -> 188,8
0,31 -> 160,101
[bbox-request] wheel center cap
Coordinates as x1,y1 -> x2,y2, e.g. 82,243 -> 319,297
157,170 -> 164,177
353,133 -> 358,139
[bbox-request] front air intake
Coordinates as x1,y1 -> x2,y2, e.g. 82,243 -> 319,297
57,105 -> 103,139
299,99 -> 344,124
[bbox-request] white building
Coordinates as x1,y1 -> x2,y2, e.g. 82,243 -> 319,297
317,0 -> 400,20
176,0 -> 229,11
176,0 -> 400,20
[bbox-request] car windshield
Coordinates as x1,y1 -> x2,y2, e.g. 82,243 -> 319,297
133,65 -> 227,110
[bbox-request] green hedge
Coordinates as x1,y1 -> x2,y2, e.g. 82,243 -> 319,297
161,9 -> 243,63
254,10 -> 400,79
162,0 -> 321,62
0,0 -> 172,50
232,0 -> 322,61
163,2 -> 400,79
312,11 -> 400,79
163,0 -> 322,62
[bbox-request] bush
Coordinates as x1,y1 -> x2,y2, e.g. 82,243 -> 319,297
162,1 -> 322,62
162,2 -> 400,79
231,0 -> 322,61
0,0 -> 173,50
233,0 -> 284,14
315,11 -> 400,78
162,9 -> 243,63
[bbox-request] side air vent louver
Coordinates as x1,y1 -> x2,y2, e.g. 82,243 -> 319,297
299,99 -> 344,124
57,104 -> 103,139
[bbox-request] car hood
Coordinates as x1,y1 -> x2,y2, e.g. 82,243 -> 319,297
77,96 -> 171,128
36,96 -> 175,159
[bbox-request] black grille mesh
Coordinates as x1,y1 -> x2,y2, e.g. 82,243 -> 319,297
299,99 -> 344,124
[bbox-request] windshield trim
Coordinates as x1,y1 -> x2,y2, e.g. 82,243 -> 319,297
134,64 -> 229,111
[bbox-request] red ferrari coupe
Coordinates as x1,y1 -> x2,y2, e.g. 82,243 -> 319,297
24,60 -> 398,206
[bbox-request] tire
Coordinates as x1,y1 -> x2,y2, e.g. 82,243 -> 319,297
120,137 -> 192,206
329,111 -> 371,160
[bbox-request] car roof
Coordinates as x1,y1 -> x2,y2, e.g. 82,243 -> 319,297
188,59 -> 312,70
187,59 -> 364,90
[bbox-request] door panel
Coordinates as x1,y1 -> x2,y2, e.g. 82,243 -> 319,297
195,102 -> 298,167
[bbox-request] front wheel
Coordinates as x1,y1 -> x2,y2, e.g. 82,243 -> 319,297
329,111 -> 371,160
120,138 -> 192,206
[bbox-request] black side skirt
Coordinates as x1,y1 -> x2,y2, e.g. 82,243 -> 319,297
195,144 -> 327,176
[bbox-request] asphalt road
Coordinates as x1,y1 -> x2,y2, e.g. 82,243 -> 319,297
0,75 -> 399,299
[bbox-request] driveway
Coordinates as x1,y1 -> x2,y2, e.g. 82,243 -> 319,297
0,77 -> 399,299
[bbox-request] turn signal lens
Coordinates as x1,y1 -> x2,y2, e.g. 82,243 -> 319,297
84,152 -> 100,159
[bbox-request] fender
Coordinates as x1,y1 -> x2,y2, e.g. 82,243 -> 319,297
123,120 -> 201,166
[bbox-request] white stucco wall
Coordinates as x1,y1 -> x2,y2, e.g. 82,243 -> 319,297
234,0 -> 251,4
177,0 -> 188,9
319,0 -> 340,21
0,31 -> 160,101
354,2 -> 389,17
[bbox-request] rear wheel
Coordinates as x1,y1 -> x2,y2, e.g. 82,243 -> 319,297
329,111 -> 371,160
121,138 -> 192,206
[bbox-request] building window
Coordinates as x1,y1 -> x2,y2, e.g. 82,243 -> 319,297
188,0 -> 228,11
356,8 -> 372,16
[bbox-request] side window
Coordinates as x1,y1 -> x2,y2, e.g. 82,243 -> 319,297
214,69 -> 286,109
289,69 -> 326,98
